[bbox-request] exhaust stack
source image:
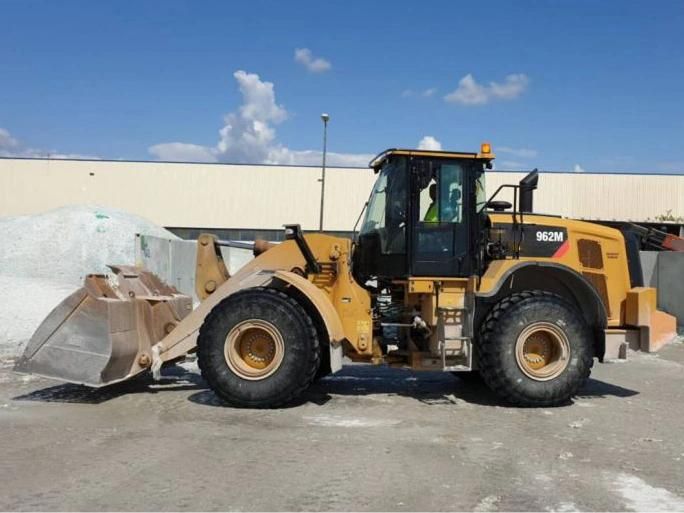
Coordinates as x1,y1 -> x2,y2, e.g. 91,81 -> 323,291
519,169 -> 539,213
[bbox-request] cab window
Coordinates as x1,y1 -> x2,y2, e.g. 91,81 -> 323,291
438,163 -> 463,222
419,163 -> 464,223
360,157 -> 408,254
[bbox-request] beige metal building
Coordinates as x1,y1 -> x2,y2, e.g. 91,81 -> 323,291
1,156 -> 683,239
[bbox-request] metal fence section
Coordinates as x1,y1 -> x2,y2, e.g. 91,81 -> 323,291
135,234 -> 253,303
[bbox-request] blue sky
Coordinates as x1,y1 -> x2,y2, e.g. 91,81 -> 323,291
1,0 -> 683,172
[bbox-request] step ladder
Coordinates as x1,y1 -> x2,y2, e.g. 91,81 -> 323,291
437,306 -> 472,372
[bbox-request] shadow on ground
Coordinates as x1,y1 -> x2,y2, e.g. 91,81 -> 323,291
13,362 -> 638,407
186,364 -> 503,408
12,365 -> 204,404
186,364 -> 639,409
576,378 -> 639,399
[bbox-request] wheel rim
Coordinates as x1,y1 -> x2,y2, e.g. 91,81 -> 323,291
514,322 -> 570,381
224,320 -> 285,380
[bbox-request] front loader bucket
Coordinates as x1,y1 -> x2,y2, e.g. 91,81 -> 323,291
14,265 -> 193,387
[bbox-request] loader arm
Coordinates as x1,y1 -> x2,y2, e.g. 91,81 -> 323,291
15,232 -> 369,386
154,232 -> 363,367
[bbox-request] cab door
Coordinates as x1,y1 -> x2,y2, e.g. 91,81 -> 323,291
410,158 -> 473,277
354,156 -> 410,282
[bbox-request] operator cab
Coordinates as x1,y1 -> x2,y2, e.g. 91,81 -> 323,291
354,145 -> 493,284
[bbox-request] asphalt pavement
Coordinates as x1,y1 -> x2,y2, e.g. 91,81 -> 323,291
1,341 -> 683,511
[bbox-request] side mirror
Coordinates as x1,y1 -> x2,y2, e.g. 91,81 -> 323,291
487,200 -> 513,212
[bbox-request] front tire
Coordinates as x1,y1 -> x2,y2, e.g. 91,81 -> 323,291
197,287 -> 320,408
478,291 -> 593,407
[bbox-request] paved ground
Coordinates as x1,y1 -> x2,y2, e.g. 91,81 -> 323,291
1,342 -> 684,512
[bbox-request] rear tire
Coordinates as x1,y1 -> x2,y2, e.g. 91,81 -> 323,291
478,291 -> 593,407
197,287 -> 320,408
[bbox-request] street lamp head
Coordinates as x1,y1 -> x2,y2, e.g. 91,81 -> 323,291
321,113 -> 330,123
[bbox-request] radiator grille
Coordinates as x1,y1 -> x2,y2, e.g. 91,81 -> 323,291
578,239 -> 604,269
582,271 -> 611,317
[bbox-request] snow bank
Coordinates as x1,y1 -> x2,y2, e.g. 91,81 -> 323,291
0,205 -> 178,357
0,275 -> 76,358
0,205 -> 177,285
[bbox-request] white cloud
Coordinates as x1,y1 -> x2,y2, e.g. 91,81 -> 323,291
148,142 -> 218,163
498,160 -> 527,170
43,151 -> 100,159
417,136 -> 442,151
0,127 -> 98,159
294,48 -> 331,73
498,146 -> 538,158
444,73 -> 529,106
215,70 -> 288,164
656,161 -> 684,173
573,164 -> 586,173
488,74 -> 529,100
0,128 -> 19,150
267,148 -> 373,167
402,87 -> 437,98
149,70 -> 371,167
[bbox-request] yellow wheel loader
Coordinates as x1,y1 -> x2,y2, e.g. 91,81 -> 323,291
15,144 -> 678,407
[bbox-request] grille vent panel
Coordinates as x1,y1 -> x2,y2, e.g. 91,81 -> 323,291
578,239 -> 604,269
582,271 -> 611,317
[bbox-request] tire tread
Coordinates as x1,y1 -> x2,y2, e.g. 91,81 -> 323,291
478,290 -> 594,407
197,287 -> 320,408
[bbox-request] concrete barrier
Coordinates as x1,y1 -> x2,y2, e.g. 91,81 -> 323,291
640,251 -> 684,332
135,234 -> 253,303
639,251 -> 659,288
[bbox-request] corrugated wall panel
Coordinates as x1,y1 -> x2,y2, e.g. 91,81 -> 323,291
1,158 -> 682,230
487,171 -> 684,222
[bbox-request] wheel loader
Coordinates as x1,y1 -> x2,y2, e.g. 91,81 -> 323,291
14,144 -> 678,407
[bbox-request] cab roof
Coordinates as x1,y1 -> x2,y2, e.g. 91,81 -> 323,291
369,147 -> 495,170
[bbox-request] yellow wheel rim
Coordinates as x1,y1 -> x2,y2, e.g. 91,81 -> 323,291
224,320 -> 285,380
515,322 -> 570,381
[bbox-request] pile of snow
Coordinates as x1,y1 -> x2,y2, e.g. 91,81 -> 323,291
0,205 -> 176,285
0,205 -> 178,358
0,275 -> 76,360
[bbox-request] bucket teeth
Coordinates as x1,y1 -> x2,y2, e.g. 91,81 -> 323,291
14,266 -> 193,387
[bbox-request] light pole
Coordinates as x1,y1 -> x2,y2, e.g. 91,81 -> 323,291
318,113 -> 330,232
